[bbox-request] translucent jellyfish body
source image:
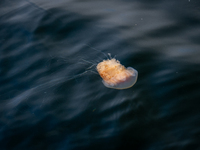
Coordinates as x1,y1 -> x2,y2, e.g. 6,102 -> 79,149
96,58 -> 138,89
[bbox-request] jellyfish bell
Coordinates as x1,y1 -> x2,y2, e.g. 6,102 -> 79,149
102,67 -> 138,89
96,58 -> 138,89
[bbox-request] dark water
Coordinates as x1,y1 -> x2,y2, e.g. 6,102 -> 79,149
1,0 -> 200,149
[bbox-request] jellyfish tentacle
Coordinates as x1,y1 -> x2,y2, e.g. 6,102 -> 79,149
86,64 -> 96,70
84,44 -> 109,59
108,53 -> 112,59
79,58 -> 96,65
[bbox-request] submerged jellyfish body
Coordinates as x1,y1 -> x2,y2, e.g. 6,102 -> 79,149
96,58 -> 138,89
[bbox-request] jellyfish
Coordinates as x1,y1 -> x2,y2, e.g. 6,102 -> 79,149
42,44 -> 137,91
96,57 -> 138,89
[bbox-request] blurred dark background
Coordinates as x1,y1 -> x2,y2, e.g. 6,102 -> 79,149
0,0 -> 200,149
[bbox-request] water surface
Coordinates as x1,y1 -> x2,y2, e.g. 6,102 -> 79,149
0,0 -> 200,149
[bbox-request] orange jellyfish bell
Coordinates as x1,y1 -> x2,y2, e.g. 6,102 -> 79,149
96,58 -> 138,89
